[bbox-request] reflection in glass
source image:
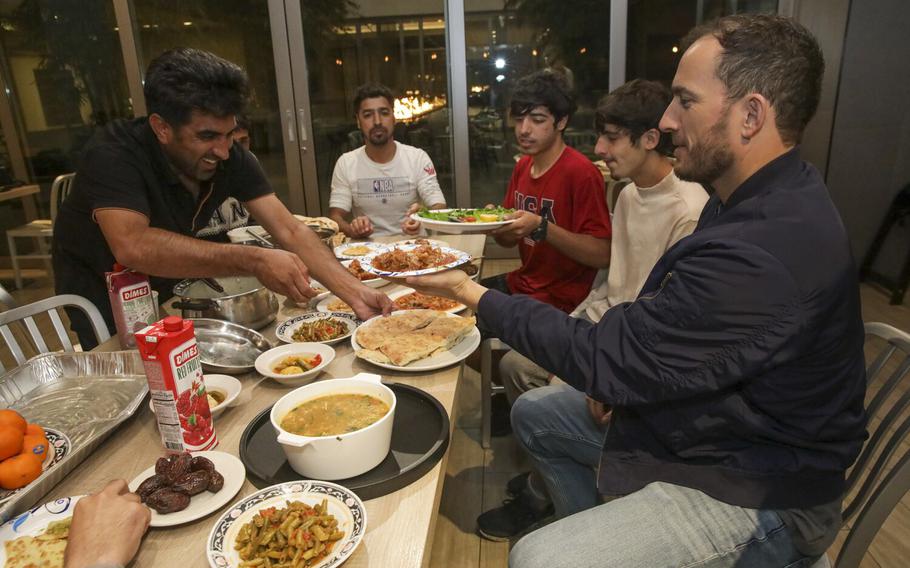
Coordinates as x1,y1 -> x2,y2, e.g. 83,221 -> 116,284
302,2 -> 453,213
627,0 -> 779,85
133,0 -> 289,204
464,1 -> 610,208
0,0 -> 132,193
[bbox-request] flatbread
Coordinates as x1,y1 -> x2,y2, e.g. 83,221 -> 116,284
4,517 -> 70,568
356,310 -> 437,350
356,311 -> 476,366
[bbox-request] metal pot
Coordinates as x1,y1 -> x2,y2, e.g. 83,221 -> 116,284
172,276 -> 278,330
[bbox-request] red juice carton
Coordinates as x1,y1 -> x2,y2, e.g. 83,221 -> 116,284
106,263 -> 157,349
135,316 -> 218,453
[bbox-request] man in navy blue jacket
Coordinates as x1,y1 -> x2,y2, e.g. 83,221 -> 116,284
410,14 -> 866,568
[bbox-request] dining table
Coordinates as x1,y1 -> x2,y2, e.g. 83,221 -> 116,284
41,232 -> 486,567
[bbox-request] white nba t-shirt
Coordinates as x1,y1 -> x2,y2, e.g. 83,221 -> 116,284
329,141 -> 446,236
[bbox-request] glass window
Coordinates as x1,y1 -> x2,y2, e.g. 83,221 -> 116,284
132,0 -> 290,204
300,2 -> 453,214
0,0 -> 132,195
627,0 -> 779,85
464,1 -> 611,208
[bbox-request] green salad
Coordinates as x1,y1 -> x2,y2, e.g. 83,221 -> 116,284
418,207 -> 515,223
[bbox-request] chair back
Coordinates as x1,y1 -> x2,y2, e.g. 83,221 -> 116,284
49,173 -> 75,221
835,322 -> 910,567
0,294 -> 109,374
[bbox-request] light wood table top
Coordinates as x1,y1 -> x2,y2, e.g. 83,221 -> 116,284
44,233 -> 485,567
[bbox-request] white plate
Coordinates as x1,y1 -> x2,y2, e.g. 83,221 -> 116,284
393,237 -> 449,248
388,287 -> 466,314
254,342 -> 336,386
0,427 -> 72,506
411,209 -> 514,234
275,312 -> 359,345
333,242 -> 389,260
0,494 -> 82,565
308,279 -> 332,302
207,480 -> 366,568
360,244 -> 472,278
149,374 -> 241,418
316,295 -> 355,315
128,451 -> 245,528
351,311 -> 481,372
341,259 -> 390,288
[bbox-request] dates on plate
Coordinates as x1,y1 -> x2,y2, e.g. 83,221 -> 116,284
136,474 -> 170,502
172,470 -> 211,496
145,488 -> 191,514
207,470 -> 224,493
190,456 -> 215,474
135,452 -> 226,515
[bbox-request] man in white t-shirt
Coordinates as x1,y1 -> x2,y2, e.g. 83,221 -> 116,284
480,78 -> 710,540
329,83 -> 447,237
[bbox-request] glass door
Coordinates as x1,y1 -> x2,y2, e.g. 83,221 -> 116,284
285,0 -> 455,216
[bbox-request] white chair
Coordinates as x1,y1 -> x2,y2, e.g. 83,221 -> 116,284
6,173 -> 75,289
832,321 -> 910,566
0,293 -> 109,374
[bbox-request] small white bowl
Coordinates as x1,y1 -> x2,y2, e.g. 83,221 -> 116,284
149,373 -> 241,417
254,343 -> 336,386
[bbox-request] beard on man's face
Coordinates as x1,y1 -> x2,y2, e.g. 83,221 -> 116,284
674,115 -> 734,186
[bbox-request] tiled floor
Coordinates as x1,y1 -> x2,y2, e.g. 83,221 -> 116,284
427,260 -> 910,568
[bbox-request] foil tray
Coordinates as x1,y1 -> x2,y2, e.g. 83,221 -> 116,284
0,351 -> 148,522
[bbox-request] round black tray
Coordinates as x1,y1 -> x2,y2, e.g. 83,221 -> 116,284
239,382 -> 450,501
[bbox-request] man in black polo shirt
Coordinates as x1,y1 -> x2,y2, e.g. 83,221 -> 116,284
53,48 -> 391,348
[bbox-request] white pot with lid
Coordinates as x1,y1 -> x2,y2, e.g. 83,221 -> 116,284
270,373 -> 396,480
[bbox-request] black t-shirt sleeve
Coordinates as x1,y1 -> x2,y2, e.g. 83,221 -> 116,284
230,147 -> 274,202
79,144 -> 152,218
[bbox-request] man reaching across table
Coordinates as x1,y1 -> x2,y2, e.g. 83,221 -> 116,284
411,14 -> 866,567
53,49 -> 390,349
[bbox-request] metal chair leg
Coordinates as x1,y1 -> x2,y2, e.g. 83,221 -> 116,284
481,339 -> 493,449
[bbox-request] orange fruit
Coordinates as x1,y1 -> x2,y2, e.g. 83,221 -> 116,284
24,424 -> 44,438
0,410 -> 26,435
0,426 -> 23,461
0,454 -> 42,489
20,434 -> 49,462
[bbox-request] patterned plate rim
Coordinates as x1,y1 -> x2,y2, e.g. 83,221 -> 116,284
359,245 -> 472,277
275,312 -> 360,345
0,427 -> 72,504
206,480 -> 367,568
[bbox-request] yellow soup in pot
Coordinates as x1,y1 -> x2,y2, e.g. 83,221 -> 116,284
280,394 -> 390,437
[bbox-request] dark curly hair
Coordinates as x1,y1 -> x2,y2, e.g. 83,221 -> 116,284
509,70 -> 576,130
144,48 -> 249,126
682,14 -> 824,145
352,83 -> 395,115
595,79 -> 673,155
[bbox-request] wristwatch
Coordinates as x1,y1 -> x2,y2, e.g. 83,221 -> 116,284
530,215 -> 548,242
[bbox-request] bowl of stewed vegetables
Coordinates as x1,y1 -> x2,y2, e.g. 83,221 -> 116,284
269,373 -> 396,480
254,342 -> 336,386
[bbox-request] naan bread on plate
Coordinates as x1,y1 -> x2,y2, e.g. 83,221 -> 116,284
4,517 -> 71,568
356,310 -> 476,366
356,310 -> 437,350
